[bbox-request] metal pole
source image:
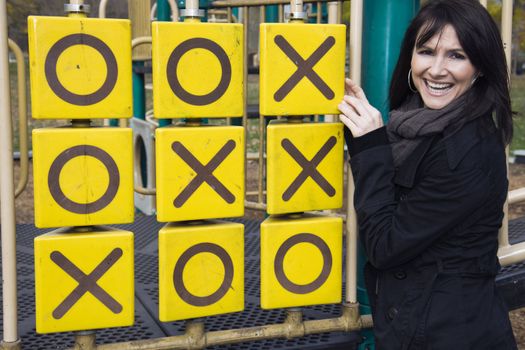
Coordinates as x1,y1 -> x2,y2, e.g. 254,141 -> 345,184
347,0 -> 363,305
499,0 -> 513,249
0,0 -> 19,346
212,0 -> 344,7
8,39 -> 28,198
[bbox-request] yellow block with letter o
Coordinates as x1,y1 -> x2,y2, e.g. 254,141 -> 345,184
152,22 -> 244,118
32,127 -> 133,228
267,120 -> 343,214
159,220 -> 244,322
27,16 -> 132,119
260,214 -> 342,309
260,23 -> 345,116
156,125 -> 244,222
34,227 -> 134,333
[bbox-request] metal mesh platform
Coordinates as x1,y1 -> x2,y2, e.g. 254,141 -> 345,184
1,215 -> 361,349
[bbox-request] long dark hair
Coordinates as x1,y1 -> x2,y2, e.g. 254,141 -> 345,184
389,0 -> 513,144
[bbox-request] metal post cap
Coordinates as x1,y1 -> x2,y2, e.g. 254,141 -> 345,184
64,3 -> 91,14
286,11 -> 308,21
180,8 -> 206,18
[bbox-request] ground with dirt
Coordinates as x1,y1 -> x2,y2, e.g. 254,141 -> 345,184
7,160 -> 525,348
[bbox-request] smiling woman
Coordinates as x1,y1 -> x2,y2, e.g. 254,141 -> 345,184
338,0 -> 516,349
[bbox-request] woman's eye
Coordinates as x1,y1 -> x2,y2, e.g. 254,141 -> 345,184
450,52 -> 466,60
417,49 -> 433,55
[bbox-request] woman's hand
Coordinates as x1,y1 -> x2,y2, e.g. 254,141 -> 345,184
338,78 -> 383,137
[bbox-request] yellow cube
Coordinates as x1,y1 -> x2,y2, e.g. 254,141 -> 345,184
267,121 -> 343,214
28,16 -> 132,119
159,221 -> 244,321
260,23 -> 345,116
34,227 -> 134,333
152,22 -> 244,118
32,127 -> 134,228
156,126 -> 244,222
260,214 -> 342,309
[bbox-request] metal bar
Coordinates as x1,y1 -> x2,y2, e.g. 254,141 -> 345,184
212,0 -> 346,8
509,188 -> 525,205
88,304 -> 371,350
499,0 -> 513,249
0,0 -> 19,345
135,185 -> 156,195
349,0 -> 362,85
345,0 -> 363,305
99,0 -> 109,17
243,5 -> 249,204
499,242 -> 525,266
73,332 -> 96,350
260,5 -> 266,22
291,0 -> 303,13
245,200 -> 267,210
258,114 -> 265,204
186,0 -> 199,11
8,39 -> 28,198
317,1 -> 322,23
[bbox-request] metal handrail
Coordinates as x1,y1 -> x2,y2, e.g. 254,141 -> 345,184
7,39 -> 28,198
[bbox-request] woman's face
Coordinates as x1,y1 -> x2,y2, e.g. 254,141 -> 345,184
410,25 -> 477,109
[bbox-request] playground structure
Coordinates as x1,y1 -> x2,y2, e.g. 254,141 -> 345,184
0,0 -> 525,349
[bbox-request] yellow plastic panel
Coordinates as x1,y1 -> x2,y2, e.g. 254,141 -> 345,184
28,16 -> 132,119
35,227 -> 134,333
159,220 -> 244,321
32,127 -> 133,228
152,22 -> 243,118
260,214 -> 342,309
260,23 -> 345,116
156,126 -> 244,222
267,121 -> 343,214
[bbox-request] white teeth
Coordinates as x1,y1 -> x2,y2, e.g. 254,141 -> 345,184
425,80 -> 452,90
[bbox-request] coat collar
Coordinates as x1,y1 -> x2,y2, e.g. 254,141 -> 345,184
393,119 -> 482,188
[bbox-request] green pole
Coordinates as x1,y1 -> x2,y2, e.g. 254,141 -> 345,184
358,2 -> 419,349
362,0 -> 419,122
265,5 -> 278,23
132,61 -> 146,120
158,0 -> 171,21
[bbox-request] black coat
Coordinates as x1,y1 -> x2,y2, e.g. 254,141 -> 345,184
346,116 -> 517,350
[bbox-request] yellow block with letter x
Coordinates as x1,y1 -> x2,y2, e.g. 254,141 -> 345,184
32,127 -> 133,228
34,227 -> 134,333
28,16 -> 132,119
152,22 -> 244,118
156,125 -> 244,222
159,220 -> 244,322
260,23 -> 345,116
261,214 -> 342,309
267,120 -> 343,214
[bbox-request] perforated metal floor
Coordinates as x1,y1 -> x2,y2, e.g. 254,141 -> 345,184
1,215 -> 361,349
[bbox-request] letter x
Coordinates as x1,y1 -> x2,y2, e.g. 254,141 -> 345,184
50,248 -> 123,319
282,136 -> 337,201
172,140 -> 236,208
274,35 -> 336,102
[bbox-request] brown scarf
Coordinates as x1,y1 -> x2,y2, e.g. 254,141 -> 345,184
387,94 -> 466,167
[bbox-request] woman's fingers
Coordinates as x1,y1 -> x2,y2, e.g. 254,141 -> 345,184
343,95 -> 383,127
338,94 -> 383,137
345,78 -> 368,102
